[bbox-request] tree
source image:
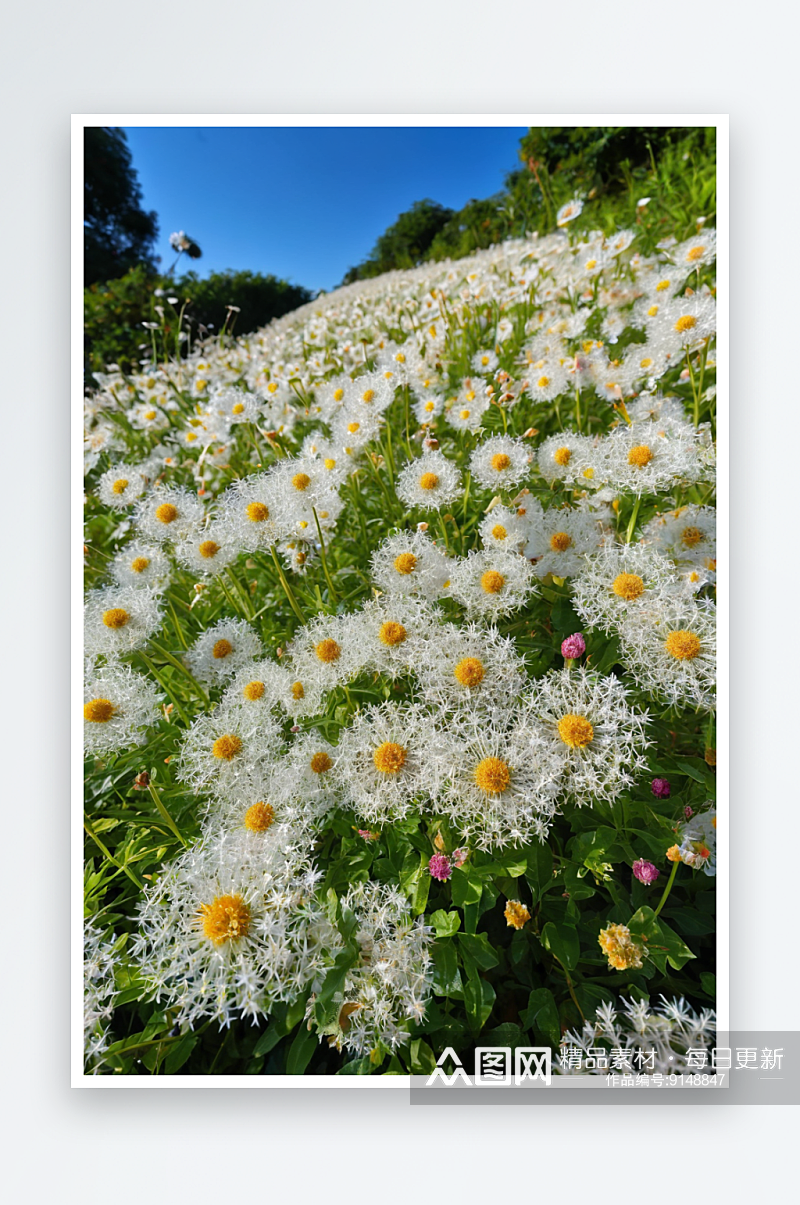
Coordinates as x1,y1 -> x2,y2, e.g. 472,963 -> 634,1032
84,127 -> 159,286
341,199 -> 454,284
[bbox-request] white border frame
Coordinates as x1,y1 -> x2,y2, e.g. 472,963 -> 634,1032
73,113 -> 728,1088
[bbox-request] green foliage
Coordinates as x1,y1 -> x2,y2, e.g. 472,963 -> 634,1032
341,199 -> 454,283
84,267 -> 312,378
84,128 -> 158,286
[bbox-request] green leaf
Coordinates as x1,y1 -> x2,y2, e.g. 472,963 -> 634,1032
430,909 -> 461,938
451,869 -> 483,908
540,920 -> 580,970
463,978 -> 496,1036
431,940 -> 463,998
285,1024 -> 318,1075
525,842 -> 554,902
457,932 -> 500,974
520,987 -> 561,1047
700,972 -> 716,996
164,1032 -> 199,1074
336,1057 -> 374,1075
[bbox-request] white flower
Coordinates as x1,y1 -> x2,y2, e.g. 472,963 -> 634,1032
523,502 -> 606,579
536,432 -> 602,486
395,450 -> 463,512
84,921 -> 118,1070
556,199 -> 583,226
435,710 -> 561,849
478,504 -> 528,553
84,661 -> 162,754
450,548 -> 536,619
184,619 -> 263,686
469,435 -> 531,492
134,485 -> 206,544
314,882 -> 434,1056
133,829 -> 336,1029
408,621 -> 526,716
109,541 -> 171,592
572,542 -> 680,634
97,464 -> 147,509
521,668 -> 650,807
370,529 -> 452,600
600,422 -> 703,496
617,596 -> 716,710
334,702 -> 439,824
641,505 -> 716,574
84,585 -> 164,660
173,524 -> 239,578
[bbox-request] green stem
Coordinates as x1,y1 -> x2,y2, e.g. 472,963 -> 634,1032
84,817 -> 144,890
654,859 -> 679,918
269,545 -> 307,626
149,640 -> 210,707
148,780 -> 187,846
312,507 -> 339,605
685,349 -> 700,428
625,495 -> 642,544
137,652 -> 191,728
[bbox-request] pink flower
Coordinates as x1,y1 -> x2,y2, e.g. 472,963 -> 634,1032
651,777 -> 671,799
684,805 -> 694,819
452,847 -> 468,868
561,633 -> 586,660
428,853 -> 452,881
632,859 -> 661,885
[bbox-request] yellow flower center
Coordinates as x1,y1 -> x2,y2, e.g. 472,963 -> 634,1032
379,621 -> 407,647
84,697 -> 115,722
481,570 -> 505,594
244,802 -> 275,832
424,401 -> 435,412
554,446 -> 571,467
675,314 -> 696,333
291,681 -> 305,700
130,556 -> 150,574
232,403 -> 245,415
419,472 -> 440,490
212,734 -> 242,761
656,279 -> 670,292
585,259 -> 597,270
213,639 -> 233,659
199,540 -> 220,559
491,524 -> 507,541
491,452 -> 511,472
324,458 -> 336,470
664,630 -> 701,660
102,608 -> 129,629
537,376 -> 550,388
144,410 -> 157,420
454,657 -> 485,687
347,421 -> 360,434
112,478 -> 129,495
243,680 -> 265,701
474,756 -> 510,794
628,444 -> 653,468
686,245 -> 704,262
195,380 -> 207,392
315,638 -> 341,663
394,552 -> 417,575
682,526 -> 703,547
292,472 -> 311,491
583,467 -> 595,479
557,714 -> 594,748
460,409 -> 471,420
155,502 -> 179,524
612,572 -> 645,600
199,894 -> 251,944
373,742 -> 407,774
185,431 -> 198,442
361,389 -> 375,404
549,531 -> 572,552
246,501 -> 270,522
640,357 -> 653,368
504,900 -> 531,929
310,751 -> 332,774
333,388 -> 344,402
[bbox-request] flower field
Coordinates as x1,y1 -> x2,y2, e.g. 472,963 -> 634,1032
83,180 -> 718,1076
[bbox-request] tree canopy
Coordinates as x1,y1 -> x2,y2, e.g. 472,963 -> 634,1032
84,128 -> 159,286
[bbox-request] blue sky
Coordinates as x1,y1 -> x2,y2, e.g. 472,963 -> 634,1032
122,126 -> 528,293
